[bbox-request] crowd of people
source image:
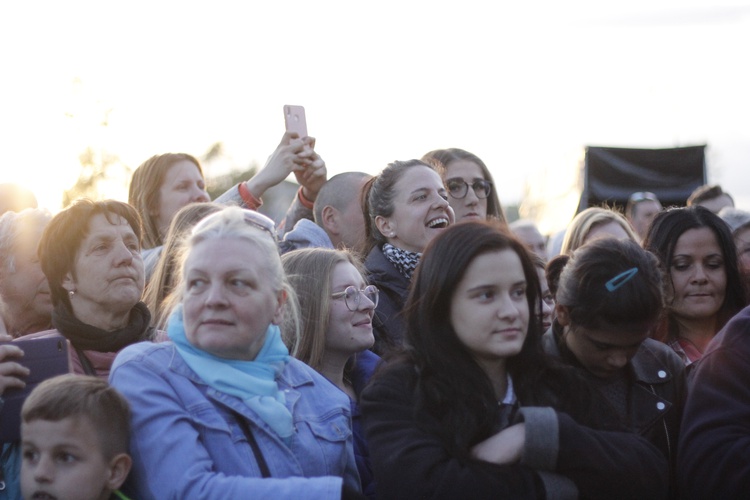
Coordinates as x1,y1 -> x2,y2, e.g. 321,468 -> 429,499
1,133 -> 749,499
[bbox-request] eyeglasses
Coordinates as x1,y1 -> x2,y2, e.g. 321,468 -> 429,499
446,178 -> 492,199
331,285 -> 379,311
628,192 -> 659,204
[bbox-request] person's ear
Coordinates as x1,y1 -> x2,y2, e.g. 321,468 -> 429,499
375,215 -> 395,239
106,453 -> 132,491
62,272 -> 76,294
555,304 -> 571,326
321,205 -> 340,236
271,289 -> 287,326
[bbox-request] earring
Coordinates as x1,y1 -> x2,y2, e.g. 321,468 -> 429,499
69,290 -> 75,296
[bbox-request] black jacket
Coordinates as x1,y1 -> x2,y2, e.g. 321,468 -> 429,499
361,362 -> 669,500
364,245 -> 410,355
541,325 -> 686,464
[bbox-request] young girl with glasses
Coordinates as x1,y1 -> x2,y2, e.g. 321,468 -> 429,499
422,148 -> 506,224
283,247 -> 380,498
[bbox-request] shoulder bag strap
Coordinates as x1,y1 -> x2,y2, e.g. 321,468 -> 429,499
232,411 -> 271,478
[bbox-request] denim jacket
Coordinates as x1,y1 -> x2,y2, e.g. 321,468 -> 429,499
109,342 -> 359,500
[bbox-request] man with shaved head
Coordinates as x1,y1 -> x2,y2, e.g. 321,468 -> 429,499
280,171 -> 372,254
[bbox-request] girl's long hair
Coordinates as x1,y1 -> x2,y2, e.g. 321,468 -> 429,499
394,221 -> 597,457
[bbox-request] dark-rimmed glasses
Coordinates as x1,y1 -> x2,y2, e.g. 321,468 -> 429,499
446,178 -> 492,199
331,285 -> 379,311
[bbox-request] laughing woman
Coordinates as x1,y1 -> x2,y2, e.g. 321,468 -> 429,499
361,160 -> 453,354
361,221 -> 669,499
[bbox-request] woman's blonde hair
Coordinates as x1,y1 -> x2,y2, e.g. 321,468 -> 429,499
143,202 -> 223,331
561,206 -> 637,255
164,206 -> 301,353
281,248 -> 365,370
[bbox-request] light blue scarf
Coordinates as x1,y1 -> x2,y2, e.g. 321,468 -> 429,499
167,305 -> 294,439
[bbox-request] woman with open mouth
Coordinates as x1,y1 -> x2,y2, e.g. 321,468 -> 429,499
361,160 -> 453,354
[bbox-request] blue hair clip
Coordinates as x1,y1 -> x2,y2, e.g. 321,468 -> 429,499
605,267 -> 639,292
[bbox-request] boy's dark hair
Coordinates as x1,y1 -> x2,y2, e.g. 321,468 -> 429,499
22,374 -> 131,459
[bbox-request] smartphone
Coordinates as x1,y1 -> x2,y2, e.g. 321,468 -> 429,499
283,105 -> 308,138
0,336 -> 70,443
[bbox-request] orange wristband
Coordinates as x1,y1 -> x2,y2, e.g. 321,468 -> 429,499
298,187 -> 315,209
238,182 -> 263,210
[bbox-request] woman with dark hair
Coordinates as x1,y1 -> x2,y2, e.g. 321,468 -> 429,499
30,199 -> 157,376
361,221 -> 669,499
421,148 -> 506,224
282,247 -> 380,498
543,238 -> 685,485
643,205 -> 746,367
361,159 -> 452,353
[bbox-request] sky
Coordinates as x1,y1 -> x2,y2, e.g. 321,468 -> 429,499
2,0 -> 749,233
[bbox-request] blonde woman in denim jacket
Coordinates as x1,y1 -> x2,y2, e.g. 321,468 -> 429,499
110,208 -> 360,500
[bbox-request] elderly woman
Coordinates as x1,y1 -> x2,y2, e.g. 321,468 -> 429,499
1,200 -> 152,500
109,207 -> 360,499
282,248 -> 379,498
0,208 -> 53,338
362,160 -> 453,353
28,199 -> 155,377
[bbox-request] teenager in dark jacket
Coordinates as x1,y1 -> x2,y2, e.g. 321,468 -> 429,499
542,238 -> 686,494
361,222 -> 669,499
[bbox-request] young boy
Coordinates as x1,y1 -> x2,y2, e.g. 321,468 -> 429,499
19,375 -> 132,500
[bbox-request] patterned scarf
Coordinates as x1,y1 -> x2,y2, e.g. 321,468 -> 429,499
383,243 -> 421,280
